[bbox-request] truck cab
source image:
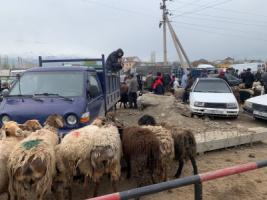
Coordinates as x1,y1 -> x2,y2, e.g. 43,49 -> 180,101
0,56 -> 120,135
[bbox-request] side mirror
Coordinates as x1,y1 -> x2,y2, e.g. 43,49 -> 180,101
2,89 -> 9,97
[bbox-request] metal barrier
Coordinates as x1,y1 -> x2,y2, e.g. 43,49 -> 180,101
87,160 -> 267,200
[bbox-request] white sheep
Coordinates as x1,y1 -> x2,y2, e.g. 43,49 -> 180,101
7,114 -> 63,200
0,120 -> 41,198
55,118 -> 122,198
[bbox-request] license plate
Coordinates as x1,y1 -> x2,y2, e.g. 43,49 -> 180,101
205,110 -> 224,115
253,110 -> 267,117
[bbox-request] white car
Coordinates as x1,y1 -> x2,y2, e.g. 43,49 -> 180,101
189,78 -> 239,118
244,94 -> 267,120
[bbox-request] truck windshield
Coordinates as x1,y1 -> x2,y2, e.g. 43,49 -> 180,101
194,80 -> 231,93
9,71 -> 84,97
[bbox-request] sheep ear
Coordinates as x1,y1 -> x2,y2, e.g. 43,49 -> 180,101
55,118 -> 64,128
0,129 -> 7,139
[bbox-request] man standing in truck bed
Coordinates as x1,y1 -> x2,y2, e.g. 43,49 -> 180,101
106,49 -> 124,73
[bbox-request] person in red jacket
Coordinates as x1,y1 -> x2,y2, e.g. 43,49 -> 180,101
152,72 -> 164,95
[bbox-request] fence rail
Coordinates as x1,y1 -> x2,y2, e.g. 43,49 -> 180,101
87,160 -> 267,200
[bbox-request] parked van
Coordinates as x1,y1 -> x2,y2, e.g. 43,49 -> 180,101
0,56 -> 120,135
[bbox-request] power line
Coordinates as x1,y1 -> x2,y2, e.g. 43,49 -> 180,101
172,22 -> 267,43
176,0 -> 234,17
173,0 -> 267,19
172,14 -> 267,28
215,7 -> 267,18
173,21 -> 266,34
174,0 -> 206,10
81,0 -> 267,40
187,13 -> 267,25
81,0 -> 155,17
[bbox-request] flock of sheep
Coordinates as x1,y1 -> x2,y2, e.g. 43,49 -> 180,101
0,113 -> 200,200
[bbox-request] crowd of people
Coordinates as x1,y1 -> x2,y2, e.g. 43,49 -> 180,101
113,49 -> 267,108
219,68 -> 267,93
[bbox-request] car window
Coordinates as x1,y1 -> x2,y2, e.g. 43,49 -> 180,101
193,79 -> 231,93
88,75 -> 101,98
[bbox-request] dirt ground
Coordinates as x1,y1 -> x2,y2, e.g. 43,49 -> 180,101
2,95 -> 267,200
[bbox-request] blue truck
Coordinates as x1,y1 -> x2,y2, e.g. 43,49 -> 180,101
0,55 -> 120,135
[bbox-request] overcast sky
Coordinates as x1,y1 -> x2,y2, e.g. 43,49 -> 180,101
0,0 -> 267,62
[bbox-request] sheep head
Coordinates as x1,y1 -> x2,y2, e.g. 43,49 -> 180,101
15,156 -> 47,189
92,117 -> 106,127
19,120 -> 42,132
90,145 -> 114,170
1,121 -> 24,138
138,115 -> 157,126
44,114 -> 64,129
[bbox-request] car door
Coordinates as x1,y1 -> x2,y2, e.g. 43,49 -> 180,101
87,73 -> 105,122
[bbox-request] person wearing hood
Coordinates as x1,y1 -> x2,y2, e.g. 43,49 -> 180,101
152,72 -> 164,95
106,48 -> 124,73
217,71 -> 229,84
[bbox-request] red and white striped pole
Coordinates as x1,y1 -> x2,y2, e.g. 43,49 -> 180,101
87,160 -> 267,200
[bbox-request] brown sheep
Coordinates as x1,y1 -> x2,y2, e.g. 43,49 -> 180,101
19,120 -> 42,132
138,115 -> 202,198
138,115 -> 198,178
122,126 -> 160,187
8,114 -> 64,200
118,83 -> 128,108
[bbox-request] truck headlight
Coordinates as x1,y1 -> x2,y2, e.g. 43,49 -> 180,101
1,115 -> 10,123
244,101 -> 252,109
80,112 -> 90,123
66,114 -> 78,126
194,102 -> 205,107
227,103 -> 238,109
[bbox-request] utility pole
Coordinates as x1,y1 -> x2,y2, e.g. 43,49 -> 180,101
159,0 -> 191,68
160,0 -> 168,66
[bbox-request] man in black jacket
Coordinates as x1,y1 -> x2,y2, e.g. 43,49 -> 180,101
106,49 -> 124,73
242,68 -> 255,89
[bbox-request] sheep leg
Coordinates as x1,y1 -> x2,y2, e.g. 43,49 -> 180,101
126,157 -> 132,179
175,159 -> 184,178
67,187 -> 72,200
93,181 -> 100,197
164,166 -> 168,182
190,156 -> 203,200
111,180 -> 117,192
7,193 -> 10,200
149,167 -> 156,184
83,175 -> 89,189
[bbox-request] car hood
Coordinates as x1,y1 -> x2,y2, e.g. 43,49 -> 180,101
190,92 -> 237,103
0,97 -> 86,124
246,94 -> 267,106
